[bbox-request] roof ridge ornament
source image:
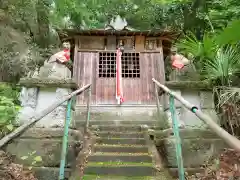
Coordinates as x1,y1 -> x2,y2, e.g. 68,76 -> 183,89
105,15 -> 128,31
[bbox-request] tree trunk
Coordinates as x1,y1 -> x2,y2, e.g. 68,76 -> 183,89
36,0 -> 50,48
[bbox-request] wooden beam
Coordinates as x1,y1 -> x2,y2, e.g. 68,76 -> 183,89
159,36 -> 174,41
135,35 -> 145,52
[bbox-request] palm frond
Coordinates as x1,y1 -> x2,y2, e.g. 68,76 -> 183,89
202,46 -> 240,85
201,33 -> 217,60
176,32 -> 202,58
176,32 -> 218,63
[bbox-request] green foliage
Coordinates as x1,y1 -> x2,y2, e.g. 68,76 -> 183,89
176,32 -> 217,71
1,0 -> 240,82
215,20 -> 240,46
176,20 -> 240,85
0,83 -> 20,137
202,46 -> 240,86
21,151 -> 43,170
176,19 -> 240,136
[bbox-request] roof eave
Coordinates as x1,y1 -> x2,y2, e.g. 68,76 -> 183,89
56,28 -> 181,42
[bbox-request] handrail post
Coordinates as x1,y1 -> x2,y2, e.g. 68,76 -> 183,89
85,86 -> 91,133
169,95 -> 185,180
59,97 -> 73,180
154,83 -> 161,118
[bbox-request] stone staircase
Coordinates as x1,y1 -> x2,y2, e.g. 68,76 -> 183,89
82,121 -> 159,180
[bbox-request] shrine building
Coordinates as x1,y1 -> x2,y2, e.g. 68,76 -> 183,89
57,17 -> 179,107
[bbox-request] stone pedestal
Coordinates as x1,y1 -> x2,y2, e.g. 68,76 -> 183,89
162,81 -> 219,129
17,78 -> 78,128
156,129 -> 226,168
4,128 -> 83,180
158,81 -> 225,170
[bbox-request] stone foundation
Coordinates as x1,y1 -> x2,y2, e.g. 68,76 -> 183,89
73,105 -> 169,129
163,81 -> 218,129
155,129 -> 227,168
3,128 -> 83,179
17,78 -> 77,128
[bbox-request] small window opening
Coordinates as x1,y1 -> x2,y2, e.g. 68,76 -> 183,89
122,53 -> 140,78
99,52 -> 116,78
98,52 -> 140,78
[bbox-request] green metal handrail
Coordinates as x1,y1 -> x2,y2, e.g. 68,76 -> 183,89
169,95 -> 185,180
153,80 -> 185,180
152,78 -> 240,151
59,86 -> 91,180
152,77 -> 240,179
59,97 -> 73,180
0,84 -> 91,149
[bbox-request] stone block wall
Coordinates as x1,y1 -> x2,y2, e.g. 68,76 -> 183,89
17,78 -> 78,128
155,129 -> 227,168
154,81 -> 226,172
73,105 -> 169,129
162,81 -> 219,129
3,128 -> 83,180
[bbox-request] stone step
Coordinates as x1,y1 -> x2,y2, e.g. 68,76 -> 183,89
73,109 -> 158,122
85,163 -> 156,176
76,120 -> 158,126
32,167 -> 71,180
94,131 -> 144,138
90,125 -> 142,132
88,152 -> 152,163
96,138 -> 146,145
82,175 -> 157,180
94,144 -> 149,153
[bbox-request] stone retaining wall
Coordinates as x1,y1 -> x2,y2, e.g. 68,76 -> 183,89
163,81 -> 219,129
155,129 -> 227,168
3,128 -> 83,180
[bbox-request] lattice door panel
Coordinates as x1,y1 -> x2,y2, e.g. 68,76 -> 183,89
122,52 -> 140,78
98,52 -> 140,78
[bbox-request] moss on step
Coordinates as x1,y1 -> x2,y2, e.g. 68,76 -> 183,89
97,137 -> 145,140
19,77 -> 78,89
165,81 -> 213,90
95,131 -> 144,135
87,162 -> 153,167
92,152 -> 151,156
95,144 -> 146,147
82,175 -> 157,180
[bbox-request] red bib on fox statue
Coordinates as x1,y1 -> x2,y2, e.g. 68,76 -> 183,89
47,41 -> 71,64
170,47 -> 190,70
38,41 -> 72,79
55,42 -> 71,63
169,47 -> 198,81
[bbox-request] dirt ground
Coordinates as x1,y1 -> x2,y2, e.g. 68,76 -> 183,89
187,148 -> 240,180
0,151 -> 37,180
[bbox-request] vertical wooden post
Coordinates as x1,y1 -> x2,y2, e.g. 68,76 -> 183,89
154,83 -> 161,117
85,86 -> 91,132
135,36 -> 145,52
